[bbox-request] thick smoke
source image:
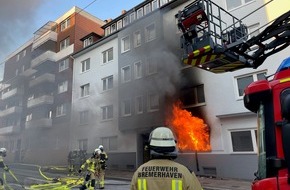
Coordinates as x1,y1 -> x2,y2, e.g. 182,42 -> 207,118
0,0 -> 42,62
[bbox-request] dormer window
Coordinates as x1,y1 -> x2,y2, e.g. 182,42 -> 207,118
84,36 -> 93,48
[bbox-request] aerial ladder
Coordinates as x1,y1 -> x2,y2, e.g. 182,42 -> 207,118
176,0 -> 290,73
176,0 -> 290,190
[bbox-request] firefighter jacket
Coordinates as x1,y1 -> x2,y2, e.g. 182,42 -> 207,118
99,151 -> 108,170
80,157 -> 99,173
130,159 -> 203,190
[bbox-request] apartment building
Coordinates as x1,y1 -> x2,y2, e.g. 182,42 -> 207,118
88,0 -> 289,180
0,6 -> 105,165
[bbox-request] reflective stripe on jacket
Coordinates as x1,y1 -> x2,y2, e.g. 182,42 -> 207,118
130,159 -> 203,190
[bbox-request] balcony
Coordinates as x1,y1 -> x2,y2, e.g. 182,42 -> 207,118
27,95 -> 54,108
25,118 -> 52,129
0,125 -> 21,135
32,30 -> 57,50
0,106 -> 22,117
29,73 -> 55,87
1,88 -> 23,100
31,51 -> 56,68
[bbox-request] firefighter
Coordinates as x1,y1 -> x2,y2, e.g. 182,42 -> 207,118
79,149 -> 101,190
130,127 -> 203,190
97,145 -> 108,189
0,148 -> 8,190
67,150 -> 75,175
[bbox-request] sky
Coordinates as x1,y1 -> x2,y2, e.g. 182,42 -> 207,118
0,0 -> 144,64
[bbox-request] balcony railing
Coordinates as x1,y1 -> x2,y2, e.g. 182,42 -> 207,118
0,106 -> 22,117
32,31 -> 57,50
27,95 -> 54,108
1,88 -> 23,100
31,51 -> 56,68
29,73 -> 55,87
25,118 -> 52,129
0,125 -> 21,135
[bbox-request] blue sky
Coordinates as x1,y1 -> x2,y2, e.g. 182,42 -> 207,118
0,0 -> 143,64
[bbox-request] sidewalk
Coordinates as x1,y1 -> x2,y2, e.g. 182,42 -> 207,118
105,169 -> 252,190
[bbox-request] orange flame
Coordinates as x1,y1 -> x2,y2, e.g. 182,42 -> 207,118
167,101 -> 211,152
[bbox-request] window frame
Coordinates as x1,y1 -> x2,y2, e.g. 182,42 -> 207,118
59,58 -> 69,72
148,93 -> 159,112
229,129 -> 257,153
121,99 -> 132,117
56,104 -> 66,117
134,30 -> 141,48
134,61 -> 143,79
58,80 -> 68,94
102,48 -> 114,64
80,83 -> 90,97
135,95 -> 144,114
60,37 -> 70,51
60,18 -> 71,31
101,105 -> 113,120
102,75 -> 114,91
81,58 -> 90,73
145,23 -> 156,42
80,110 -> 89,125
121,65 -> 131,83
235,71 -> 266,99
121,36 -> 130,53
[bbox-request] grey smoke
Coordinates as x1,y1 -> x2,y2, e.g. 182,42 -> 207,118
0,0 -> 42,63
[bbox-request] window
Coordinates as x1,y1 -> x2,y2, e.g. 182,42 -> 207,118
135,96 -> 143,114
80,110 -> 89,125
230,130 -> 257,152
111,23 -> 116,33
78,139 -> 88,151
121,66 -> 131,83
16,54 -> 20,61
144,4 -> 151,15
121,99 -> 131,116
56,104 -> 66,116
102,48 -> 113,64
83,36 -> 93,48
101,136 -> 117,151
81,58 -> 90,73
145,23 -> 156,42
137,8 -> 143,19
123,16 -> 129,27
226,0 -> 253,10
22,49 -> 26,57
26,114 -> 32,122
117,20 -> 122,30
58,81 -> 68,94
101,105 -> 113,120
59,58 -> 69,72
134,61 -> 143,79
147,57 -> 157,75
181,85 -> 205,107
130,12 -> 136,23
105,27 -> 111,36
102,75 -> 113,91
160,0 -> 168,6
80,84 -> 90,97
148,93 -> 159,111
60,37 -> 70,50
60,18 -> 71,31
134,30 -> 141,47
235,72 -> 266,97
152,0 -> 159,11
121,36 -> 130,53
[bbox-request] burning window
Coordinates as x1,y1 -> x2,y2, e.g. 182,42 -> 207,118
167,101 -> 211,152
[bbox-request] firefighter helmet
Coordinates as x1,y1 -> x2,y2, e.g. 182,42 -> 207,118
149,127 -> 176,153
0,148 -> 7,157
98,145 -> 104,151
94,148 -> 101,156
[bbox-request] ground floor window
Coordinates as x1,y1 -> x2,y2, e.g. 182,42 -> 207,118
230,129 -> 257,153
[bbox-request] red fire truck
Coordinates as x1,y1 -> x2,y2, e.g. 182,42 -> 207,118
176,0 -> 290,189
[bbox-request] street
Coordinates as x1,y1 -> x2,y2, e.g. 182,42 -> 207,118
2,163 -> 246,190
